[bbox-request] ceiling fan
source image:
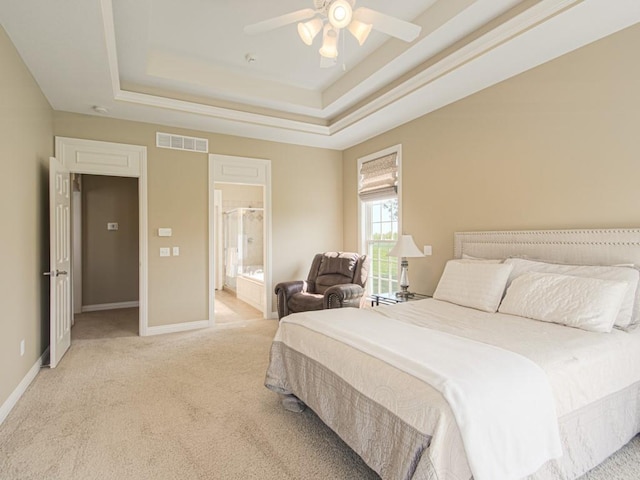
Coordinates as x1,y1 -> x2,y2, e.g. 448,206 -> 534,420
244,0 -> 422,67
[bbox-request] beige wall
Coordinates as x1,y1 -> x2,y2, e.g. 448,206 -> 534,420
343,23 -> 640,295
0,27 -> 53,407
82,175 -> 139,306
53,112 -> 343,325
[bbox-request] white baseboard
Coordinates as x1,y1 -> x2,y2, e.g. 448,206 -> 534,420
0,347 -> 49,425
82,301 -> 139,312
145,319 -> 210,336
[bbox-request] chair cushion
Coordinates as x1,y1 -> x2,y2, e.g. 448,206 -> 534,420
318,252 -> 358,277
315,253 -> 358,294
288,292 -> 324,313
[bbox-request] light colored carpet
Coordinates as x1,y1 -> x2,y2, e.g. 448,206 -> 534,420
0,309 -> 638,479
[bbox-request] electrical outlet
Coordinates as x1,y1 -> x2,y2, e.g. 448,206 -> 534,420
20,339 -> 25,356
172,246 -> 180,256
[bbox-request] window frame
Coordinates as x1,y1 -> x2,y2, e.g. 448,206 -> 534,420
357,144 -> 402,295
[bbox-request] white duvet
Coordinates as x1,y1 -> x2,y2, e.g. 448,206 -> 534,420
373,299 -> 640,418
280,306 -> 562,480
274,298 -> 640,479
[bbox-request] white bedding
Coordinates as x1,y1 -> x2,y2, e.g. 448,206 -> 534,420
280,307 -> 562,480
375,299 -> 640,417
268,298 -> 640,479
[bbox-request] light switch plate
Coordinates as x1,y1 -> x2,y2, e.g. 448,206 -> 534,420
107,222 -> 119,231
160,247 -> 170,257
172,247 -> 180,256
423,245 -> 433,256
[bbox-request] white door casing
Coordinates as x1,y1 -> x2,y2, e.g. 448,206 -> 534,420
72,187 -> 82,316
48,157 -> 72,368
55,137 -> 148,335
209,154 -> 273,321
214,189 -> 224,290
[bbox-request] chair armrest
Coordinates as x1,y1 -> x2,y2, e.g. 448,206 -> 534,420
275,280 -> 306,297
324,284 -> 365,309
274,281 -> 306,319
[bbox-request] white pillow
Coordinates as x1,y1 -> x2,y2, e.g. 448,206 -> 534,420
504,258 -> 640,329
498,272 -> 628,333
461,253 -> 503,263
433,260 -> 513,313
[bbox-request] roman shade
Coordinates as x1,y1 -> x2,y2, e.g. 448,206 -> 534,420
358,152 -> 398,201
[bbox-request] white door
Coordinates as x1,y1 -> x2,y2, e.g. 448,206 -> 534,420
47,157 -> 72,368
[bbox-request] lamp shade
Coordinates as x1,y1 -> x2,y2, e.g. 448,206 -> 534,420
319,24 -> 339,59
347,19 -> 372,46
297,18 -> 324,46
389,235 -> 424,258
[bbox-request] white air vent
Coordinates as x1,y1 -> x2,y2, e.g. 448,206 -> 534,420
156,132 -> 208,153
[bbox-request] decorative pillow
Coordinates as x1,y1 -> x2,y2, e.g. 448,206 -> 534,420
498,272 -> 628,333
433,260 -> 513,313
504,258 -> 640,329
461,253 -> 503,263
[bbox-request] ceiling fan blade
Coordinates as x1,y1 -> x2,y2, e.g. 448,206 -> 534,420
244,8 -> 317,35
353,7 -> 421,43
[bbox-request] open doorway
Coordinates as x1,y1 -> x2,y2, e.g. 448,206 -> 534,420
214,183 -> 264,325
51,137 -> 147,367
72,174 -> 139,337
209,154 -> 272,325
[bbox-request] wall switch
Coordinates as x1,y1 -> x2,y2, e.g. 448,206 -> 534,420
160,247 -> 170,257
158,228 -> 172,237
20,339 -> 25,356
107,222 -> 119,231
423,245 -> 433,256
172,247 -> 180,256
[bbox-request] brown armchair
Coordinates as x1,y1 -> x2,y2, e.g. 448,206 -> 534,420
275,252 -> 370,320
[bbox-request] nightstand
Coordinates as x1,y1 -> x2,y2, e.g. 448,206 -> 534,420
370,292 -> 431,307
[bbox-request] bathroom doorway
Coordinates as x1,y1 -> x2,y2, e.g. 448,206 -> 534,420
209,154 -> 272,325
214,184 -> 265,324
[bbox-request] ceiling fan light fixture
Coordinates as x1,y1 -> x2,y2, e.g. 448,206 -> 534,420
347,19 -> 372,46
297,17 -> 324,46
328,0 -> 352,29
319,24 -> 339,59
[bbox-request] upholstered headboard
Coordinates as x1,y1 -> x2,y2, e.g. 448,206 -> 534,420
454,229 -> 640,266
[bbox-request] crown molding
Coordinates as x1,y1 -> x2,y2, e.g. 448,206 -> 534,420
101,0 -> 581,143
328,0 -> 580,135
95,0 -> 638,149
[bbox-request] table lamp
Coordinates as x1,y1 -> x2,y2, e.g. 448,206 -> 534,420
389,234 -> 424,299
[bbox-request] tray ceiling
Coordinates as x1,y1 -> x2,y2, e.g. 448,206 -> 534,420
2,0 -> 639,149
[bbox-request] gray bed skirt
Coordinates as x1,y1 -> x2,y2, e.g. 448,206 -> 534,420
266,341 -> 640,480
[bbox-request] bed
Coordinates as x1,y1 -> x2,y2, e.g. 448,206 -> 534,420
265,229 -> 640,480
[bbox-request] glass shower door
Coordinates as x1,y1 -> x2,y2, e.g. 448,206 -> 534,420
224,210 -> 239,290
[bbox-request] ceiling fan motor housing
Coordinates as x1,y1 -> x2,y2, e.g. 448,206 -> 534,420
314,0 -> 355,15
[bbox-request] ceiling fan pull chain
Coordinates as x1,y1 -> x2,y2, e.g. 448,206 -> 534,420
341,27 -> 347,71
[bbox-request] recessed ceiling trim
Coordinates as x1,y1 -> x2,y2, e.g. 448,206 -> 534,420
101,0 -> 329,136
101,0 -> 120,97
102,0 -> 581,141
115,90 -> 332,135
328,0 -> 581,135
86,0 -> 640,150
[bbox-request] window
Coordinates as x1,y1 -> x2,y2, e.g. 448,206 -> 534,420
358,146 -> 401,295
